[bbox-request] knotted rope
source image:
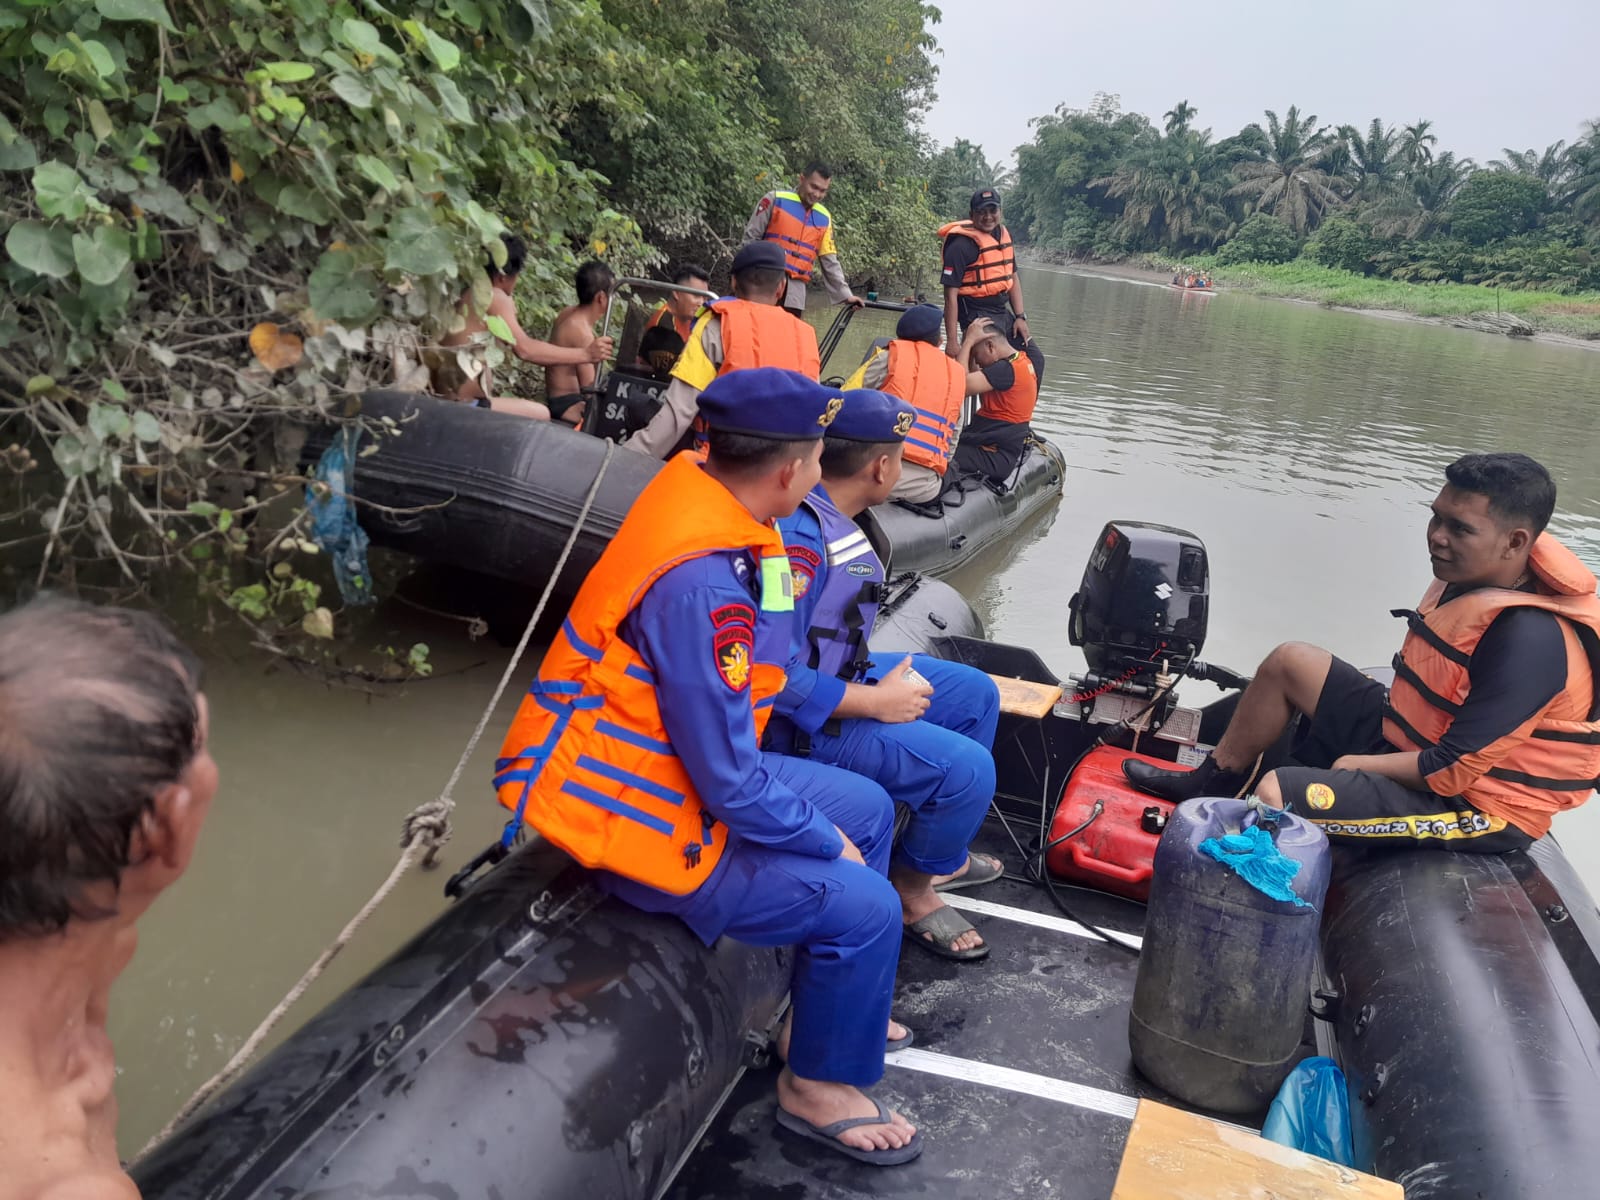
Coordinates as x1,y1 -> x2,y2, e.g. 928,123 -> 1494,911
136,441 -> 618,1159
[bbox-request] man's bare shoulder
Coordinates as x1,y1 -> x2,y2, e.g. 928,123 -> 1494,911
28,1167 -> 140,1200
550,304 -> 594,347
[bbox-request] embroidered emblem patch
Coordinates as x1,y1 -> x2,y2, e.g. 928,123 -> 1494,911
1305,783 -> 1336,811
787,545 -> 820,600
716,628 -> 753,691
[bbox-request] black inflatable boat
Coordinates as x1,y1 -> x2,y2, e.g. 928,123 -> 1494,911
132,523 -> 1600,1200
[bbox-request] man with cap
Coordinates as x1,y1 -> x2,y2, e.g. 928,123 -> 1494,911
769,388 -> 1004,961
494,368 -> 921,1166
626,241 -> 823,459
939,187 -> 1033,357
743,161 -> 865,320
842,305 -> 983,502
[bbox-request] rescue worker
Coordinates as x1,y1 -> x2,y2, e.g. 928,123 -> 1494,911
770,387 -> 1004,959
939,187 -> 1032,355
626,241 -> 821,459
494,368 -> 921,1165
744,162 -> 864,320
842,305 -> 980,503
648,262 -> 711,343
1126,453 -> 1600,852
947,317 -> 1044,488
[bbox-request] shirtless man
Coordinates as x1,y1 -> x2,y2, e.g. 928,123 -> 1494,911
0,597 -> 219,1200
439,235 -> 613,420
544,260 -> 616,427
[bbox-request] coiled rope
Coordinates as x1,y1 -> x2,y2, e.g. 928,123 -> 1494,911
136,441 -> 618,1159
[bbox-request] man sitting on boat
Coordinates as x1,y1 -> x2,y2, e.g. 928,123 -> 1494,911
1126,453 -> 1600,852
0,597 -> 219,1200
647,262 -> 710,343
625,241 -> 822,459
939,187 -> 1034,357
544,259 -> 617,427
947,317 -> 1045,488
437,235 -> 614,418
769,387 -> 1003,960
841,305 -> 979,504
494,368 -> 921,1165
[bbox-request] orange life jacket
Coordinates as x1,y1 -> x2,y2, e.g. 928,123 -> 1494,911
1382,533 -> 1600,838
710,298 -> 821,379
650,301 -> 693,343
938,220 -> 1017,299
763,191 -> 833,279
882,338 -> 966,474
492,452 -> 793,893
975,349 -> 1039,425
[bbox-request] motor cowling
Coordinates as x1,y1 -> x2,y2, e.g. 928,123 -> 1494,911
1069,521 -> 1208,680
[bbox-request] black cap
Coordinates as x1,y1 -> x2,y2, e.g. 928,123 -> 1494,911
731,241 -> 788,274
970,188 -> 1001,211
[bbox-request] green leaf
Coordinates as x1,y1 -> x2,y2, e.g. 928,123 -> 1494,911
274,183 -> 334,223
131,411 -> 161,442
6,220 -> 75,278
217,508 -> 234,532
0,139 -> 39,172
402,20 -> 460,71
187,95 -> 250,133
258,60 -> 315,83
78,38 -> 116,78
431,74 -> 470,123
103,378 -> 129,402
354,153 -> 399,192
25,374 -> 56,396
72,225 -> 132,286
186,500 -> 218,517
384,207 -> 453,276
485,314 -> 513,343
86,100 -> 114,142
338,18 -> 385,57
159,75 -> 189,102
52,434 -> 87,478
34,161 -> 90,220
94,0 -> 177,32
308,248 -> 382,323
329,72 -> 372,109
88,401 -> 133,439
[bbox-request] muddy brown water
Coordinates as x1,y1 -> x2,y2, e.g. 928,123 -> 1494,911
112,265 -> 1600,1153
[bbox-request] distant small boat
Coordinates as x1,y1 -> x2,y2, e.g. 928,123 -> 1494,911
1170,281 -> 1217,294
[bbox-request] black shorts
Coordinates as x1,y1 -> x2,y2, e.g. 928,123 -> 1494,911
545,393 -> 585,423
1275,657 -> 1533,854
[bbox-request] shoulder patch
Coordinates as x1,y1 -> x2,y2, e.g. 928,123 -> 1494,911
710,602 -> 756,630
714,625 -> 754,691
787,544 -> 821,600
757,195 -> 772,214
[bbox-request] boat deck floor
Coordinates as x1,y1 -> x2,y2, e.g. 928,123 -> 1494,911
666,819 -> 1260,1198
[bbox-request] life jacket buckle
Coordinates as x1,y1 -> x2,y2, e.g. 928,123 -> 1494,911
682,842 -> 702,870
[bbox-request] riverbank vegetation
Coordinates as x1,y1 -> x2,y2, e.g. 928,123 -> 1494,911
0,0 -> 942,648
1009,94 -> 1600,329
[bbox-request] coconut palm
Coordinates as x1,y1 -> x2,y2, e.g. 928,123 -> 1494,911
1340,119 -> 1406,199
1490,142 -> 1573,187
1567,122 -> 1600,223
1365,151 -> 1474,238
1163,100 -> 1197,136
1401,120 -> 1438,167
1093,129 -> 1228,250
1228,107 -> 1343,233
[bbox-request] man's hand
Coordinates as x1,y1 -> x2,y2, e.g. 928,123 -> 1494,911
835,827 -> 866,866
844,294 -> 866,308
871,655 -> 933,723
585,335 -> 615,363
1011,315 -> 1030,343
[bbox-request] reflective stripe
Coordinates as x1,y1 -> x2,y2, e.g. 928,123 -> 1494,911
826,529 -> 869,555
594,719 -> 676,756
560,780 -> 675,836
577,754 -> 687,806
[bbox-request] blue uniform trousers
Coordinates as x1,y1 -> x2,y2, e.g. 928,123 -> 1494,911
807,653 -> 999,876
603,752 -> 900,1087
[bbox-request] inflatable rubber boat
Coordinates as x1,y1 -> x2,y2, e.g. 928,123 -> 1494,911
132,522 -> 1600,1200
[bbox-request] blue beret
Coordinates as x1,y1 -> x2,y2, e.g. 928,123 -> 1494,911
896,304 -> 943,343
731,241 -> 788,274
826,388 -> 915,444
698,368 -> 845,441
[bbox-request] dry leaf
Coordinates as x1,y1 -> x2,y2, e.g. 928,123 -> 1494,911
248,322 -> 305,371
229,159 -> 245,184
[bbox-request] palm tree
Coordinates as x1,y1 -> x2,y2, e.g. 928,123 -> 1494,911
1340,118 -> 1405,199
1163,100 -> 1197,136
1566,121 -> 1600,223
1228,107 -> 1343,233
1489,142 -> 1573,187
1094,129 -> 1228,250
1366,151 -> 1474,238
1401,120 -> 1438,167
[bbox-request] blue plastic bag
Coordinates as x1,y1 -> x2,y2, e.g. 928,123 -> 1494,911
1261,1056 -> 1353,1167
306,425 -> 374,606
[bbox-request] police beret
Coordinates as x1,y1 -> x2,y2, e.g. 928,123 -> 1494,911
731,241 -> 788,274
896,304 -> 944,344
826,388 -> 915,444
698,368 -> 845,440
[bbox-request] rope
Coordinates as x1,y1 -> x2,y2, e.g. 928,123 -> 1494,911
136,441 -> 619,1160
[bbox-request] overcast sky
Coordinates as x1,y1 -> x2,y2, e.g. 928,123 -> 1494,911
922,0 -> 1600,172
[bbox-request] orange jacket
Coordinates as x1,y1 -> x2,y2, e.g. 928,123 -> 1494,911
711,298 -> 821,379
883,339 -> 966,474
764,192 -> 833,279
1383,533 -> 1600,837
650,301 -> 693,343
938,220 -> 1017,299
493,453 -> 792,892
975,349 -> 1039,425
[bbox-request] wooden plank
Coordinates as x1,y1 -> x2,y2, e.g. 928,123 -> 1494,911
1111,1100 -> 1401,1200
987,674 -> 1064,719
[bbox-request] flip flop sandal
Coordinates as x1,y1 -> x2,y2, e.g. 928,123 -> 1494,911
886,1024 -> 914,1053
903,904 -> 990,961
933,852 -> 1005,893
775,1094 -> 924,1166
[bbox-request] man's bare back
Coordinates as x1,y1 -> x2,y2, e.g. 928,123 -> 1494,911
546,301 -> 602,425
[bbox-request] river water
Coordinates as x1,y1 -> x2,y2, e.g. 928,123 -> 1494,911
112,266 -> 1600,1153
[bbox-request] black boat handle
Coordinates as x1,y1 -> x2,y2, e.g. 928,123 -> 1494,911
948,534 -> 967,551
444,841 -> 509,899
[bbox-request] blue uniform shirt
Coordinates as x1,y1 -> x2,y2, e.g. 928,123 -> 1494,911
602,546 -> 844,936
775,495 -> 851,734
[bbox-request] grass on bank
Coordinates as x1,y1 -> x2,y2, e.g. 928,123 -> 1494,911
1146,257 -> 1600,339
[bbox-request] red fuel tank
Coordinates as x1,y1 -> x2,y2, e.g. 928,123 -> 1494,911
1045,745 -> 1186,902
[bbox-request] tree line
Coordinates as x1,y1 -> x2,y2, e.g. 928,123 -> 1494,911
1003,93 -> 1600,292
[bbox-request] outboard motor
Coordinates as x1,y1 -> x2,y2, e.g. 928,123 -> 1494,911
1068,520 -> 1209,683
